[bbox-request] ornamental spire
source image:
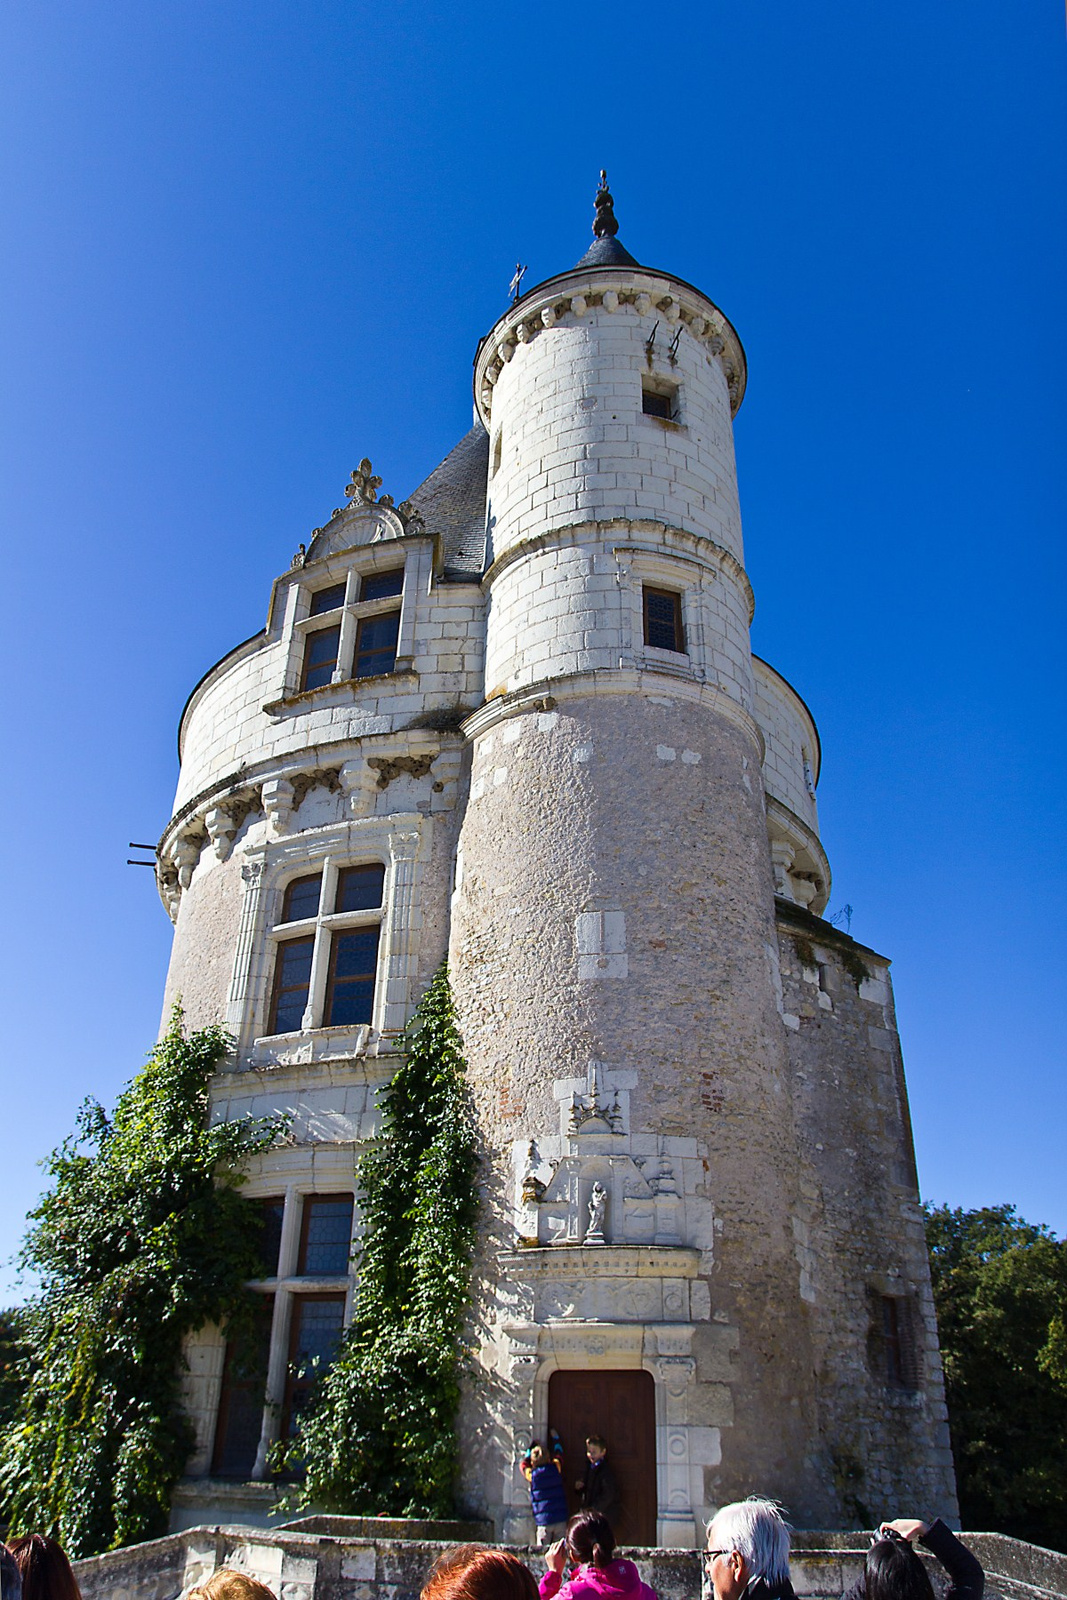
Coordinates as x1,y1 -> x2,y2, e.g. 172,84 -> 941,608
592,170 -> 620,240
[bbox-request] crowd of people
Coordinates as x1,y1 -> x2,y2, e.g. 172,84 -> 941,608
0,1496 -> 984,1600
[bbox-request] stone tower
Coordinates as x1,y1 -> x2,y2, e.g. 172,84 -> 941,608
157,180 -> 957,1538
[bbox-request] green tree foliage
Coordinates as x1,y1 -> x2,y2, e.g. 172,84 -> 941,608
0,1308 -> 29,1434
281,962 -> 478,1515
0,1012 -> 278,1558
925,1203 -> 1067,1552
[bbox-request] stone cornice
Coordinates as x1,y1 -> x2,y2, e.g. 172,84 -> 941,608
474,267 -> 747,426
462,669 -> 765,762
482,517 -> 755,623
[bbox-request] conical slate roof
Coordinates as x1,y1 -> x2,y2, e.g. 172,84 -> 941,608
573,232 -> 640,270
406,423 -> 490,579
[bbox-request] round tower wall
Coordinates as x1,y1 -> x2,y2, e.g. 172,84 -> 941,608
482,291 -> 744,566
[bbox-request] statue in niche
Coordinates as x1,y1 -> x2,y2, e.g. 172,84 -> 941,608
585,1182 -> 608,1245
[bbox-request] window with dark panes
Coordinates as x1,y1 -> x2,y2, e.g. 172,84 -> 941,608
335,863 -> 385,913
360,568 -> 404,602
254,1197 -> 286,1279
297,1194 -> 354,1276
309,582 -> 347,616
642,387 -> 675,419
643,587 -> 685,653
212,1295 -> 273,1478
269,937 -> 314,1034
353,611 -> 400,678
281,873 -> 322,924
881,1295 -> 921,1390
325,927 -> 380,1027
282,1292 -> 346,1441
301,625 -> 341,692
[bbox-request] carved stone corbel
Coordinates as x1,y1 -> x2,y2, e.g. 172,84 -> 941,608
171,835 -> 202,890
204,805 -> 237,862
261,777 -> 294,836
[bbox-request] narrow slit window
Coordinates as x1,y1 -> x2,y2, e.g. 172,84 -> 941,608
353,610 -> 400,678
309,582 -> 346,616
643,587 -> 685,653
301,625 -> 341,692
335,863 -> 385,913
269,936 -> 314,1034
281,873 -> 322,924
360,568 -> 404,602
324,927 -> 380,1027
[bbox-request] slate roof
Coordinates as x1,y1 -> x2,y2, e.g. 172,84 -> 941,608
407,423 -> 490,579
573,234 -> 641,270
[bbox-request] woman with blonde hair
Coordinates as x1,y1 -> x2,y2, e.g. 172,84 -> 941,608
186,1569 -> 277,1600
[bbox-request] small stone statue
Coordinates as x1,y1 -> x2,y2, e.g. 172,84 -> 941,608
585,1181 -> 608,1245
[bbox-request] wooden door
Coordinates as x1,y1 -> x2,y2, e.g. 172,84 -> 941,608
548,1368 -> 657,1547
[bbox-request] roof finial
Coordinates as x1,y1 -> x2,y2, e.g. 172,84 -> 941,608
593,170 -> 619,240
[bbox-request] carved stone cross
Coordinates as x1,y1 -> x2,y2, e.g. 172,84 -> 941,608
345,458 -> 382,505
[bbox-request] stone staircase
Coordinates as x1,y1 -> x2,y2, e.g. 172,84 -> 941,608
71,1523 -> 1067,1600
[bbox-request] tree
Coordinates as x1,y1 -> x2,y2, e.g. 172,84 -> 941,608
0,1011 -> 278,1558
925,1203 -> 1067,1552
279,961 -> 479,1515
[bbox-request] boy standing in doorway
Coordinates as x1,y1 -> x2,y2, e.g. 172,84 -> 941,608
576,1434 -> 621,1527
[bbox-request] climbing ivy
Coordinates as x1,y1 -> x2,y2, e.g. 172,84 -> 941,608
280,961 -> 479,1516
0,1011 -> 278,1558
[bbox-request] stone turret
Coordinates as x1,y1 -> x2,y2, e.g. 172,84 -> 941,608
156,180 -> 955,1539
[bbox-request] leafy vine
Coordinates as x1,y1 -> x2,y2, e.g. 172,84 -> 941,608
280,961 -> 479,1516
0,1010 -> 278,1557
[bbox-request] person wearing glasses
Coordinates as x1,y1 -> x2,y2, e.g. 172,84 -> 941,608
703,1499 -> 796,1600
844,1519 -> 983,1600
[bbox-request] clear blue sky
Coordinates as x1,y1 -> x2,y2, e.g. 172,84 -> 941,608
2,2 -> 1064,1300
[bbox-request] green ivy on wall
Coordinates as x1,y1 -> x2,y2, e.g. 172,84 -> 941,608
279,961 -> 479,1516
0,1011 -> 278,1558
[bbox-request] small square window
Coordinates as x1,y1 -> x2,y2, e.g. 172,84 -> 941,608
309,582 -> 346,616
360,568 -> 404,602
281,873 -> 322,924
353,610 -> 400,678
335,863 -> 385,913
642,386 -> 675,420
643,587 -> 685,653
301,625 -> 341,692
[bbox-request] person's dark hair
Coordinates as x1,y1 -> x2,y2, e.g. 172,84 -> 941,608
566,1510 -> 616,1569
585,1435 -> 606,1450
421,1549 -> 537,1600
864,1539 -> 935,1600
7,1536 -> 82,1600
1,1547 -> 24,1600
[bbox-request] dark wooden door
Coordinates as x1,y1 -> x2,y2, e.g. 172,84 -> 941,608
548,1368 -> 657,1547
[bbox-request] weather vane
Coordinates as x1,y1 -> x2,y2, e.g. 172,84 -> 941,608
509,262 -> 528,303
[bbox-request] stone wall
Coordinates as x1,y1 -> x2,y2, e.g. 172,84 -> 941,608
72,1526 -> 1067,1600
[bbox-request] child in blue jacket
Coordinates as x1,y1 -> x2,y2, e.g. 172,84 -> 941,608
521,1432 -> 569,1546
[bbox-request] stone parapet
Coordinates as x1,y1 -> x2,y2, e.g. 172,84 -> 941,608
72,1526 -> 1067,1600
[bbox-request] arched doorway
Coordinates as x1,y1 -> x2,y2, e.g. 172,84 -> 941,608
547,1368 -> 657,1546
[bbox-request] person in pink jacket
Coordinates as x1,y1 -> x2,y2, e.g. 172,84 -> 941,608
539,1511 -> 658,1600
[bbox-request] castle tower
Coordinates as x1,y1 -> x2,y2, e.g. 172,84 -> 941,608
156,180 -> 956,1538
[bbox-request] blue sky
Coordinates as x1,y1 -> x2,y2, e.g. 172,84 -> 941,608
1,2 -> 1064,1298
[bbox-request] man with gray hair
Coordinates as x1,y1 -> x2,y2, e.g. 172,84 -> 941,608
704,1498 -> 796,1600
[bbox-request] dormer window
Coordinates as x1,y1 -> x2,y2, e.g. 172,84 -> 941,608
309,582 -> 346,616
360,568 -> 404,602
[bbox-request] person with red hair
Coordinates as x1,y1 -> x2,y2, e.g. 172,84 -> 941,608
421,1547 -> 539,1600
6,1535 -> 82,1600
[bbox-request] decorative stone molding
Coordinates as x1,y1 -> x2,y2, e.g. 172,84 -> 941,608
475,272 -> 747,425
205,806 -> 238,862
